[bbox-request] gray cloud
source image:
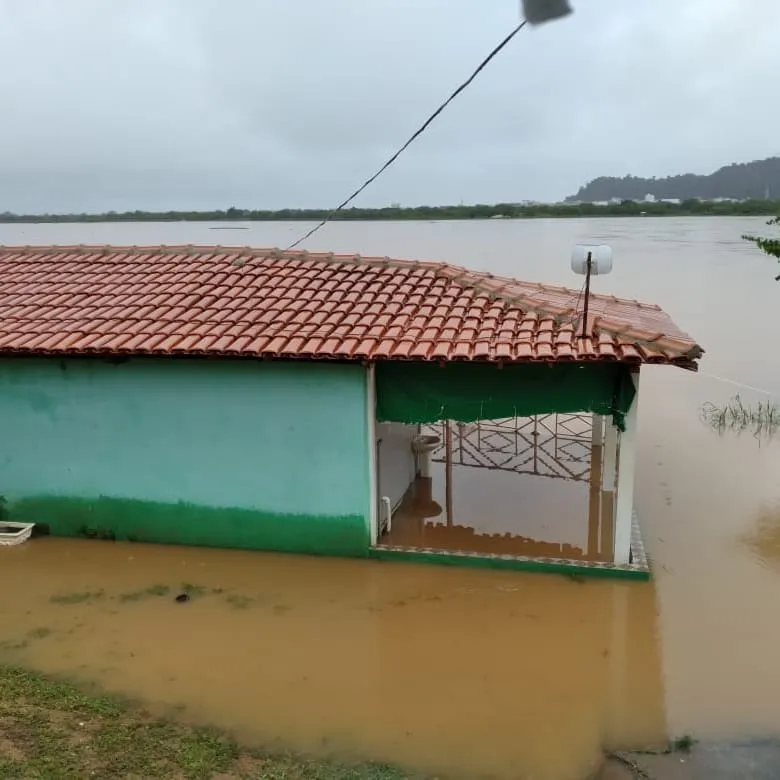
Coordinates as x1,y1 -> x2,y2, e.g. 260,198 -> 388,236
0,0 -> 778,212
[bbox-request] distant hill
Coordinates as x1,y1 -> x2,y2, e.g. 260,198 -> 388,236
566,157 -> 780,203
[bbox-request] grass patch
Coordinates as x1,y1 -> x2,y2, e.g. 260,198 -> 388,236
180,583 -> 207,598
670,734 -> 696,753
0,639 -> 29,651
0,665 -> 421,778
118,584 -> 171,602
224,594 -> 255,610
25,628 -> 51,641
49,589 -> 105,605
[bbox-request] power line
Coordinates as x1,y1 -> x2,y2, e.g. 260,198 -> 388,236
287,19 -> 528,250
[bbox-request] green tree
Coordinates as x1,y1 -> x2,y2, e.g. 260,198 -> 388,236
744,217 -> 780,280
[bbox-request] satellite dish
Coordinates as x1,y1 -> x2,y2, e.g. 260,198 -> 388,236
570,245 -> 613,339
571,244 -> 613,276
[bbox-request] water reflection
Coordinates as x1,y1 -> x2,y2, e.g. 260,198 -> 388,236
0,538 -> 668,779
383,415 -> 616,563
385,459 -> 616,562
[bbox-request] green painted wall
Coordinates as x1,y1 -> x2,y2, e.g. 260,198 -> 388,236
0,358 -> 370,556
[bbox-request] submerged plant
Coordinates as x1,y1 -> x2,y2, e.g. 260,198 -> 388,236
701,395 -> 780,441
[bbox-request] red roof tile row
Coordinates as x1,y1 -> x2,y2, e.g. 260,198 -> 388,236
0,245 -> 703,366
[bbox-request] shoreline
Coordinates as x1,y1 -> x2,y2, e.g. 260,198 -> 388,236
1,202 -> 778,225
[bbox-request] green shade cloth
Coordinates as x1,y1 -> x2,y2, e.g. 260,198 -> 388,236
375,361 -> 635,430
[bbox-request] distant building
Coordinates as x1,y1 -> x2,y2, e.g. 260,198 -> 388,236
643,194 -> 656,203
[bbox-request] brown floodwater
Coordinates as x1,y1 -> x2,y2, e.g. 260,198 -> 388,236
0,539 -> 665,779
1,217 -> 780,778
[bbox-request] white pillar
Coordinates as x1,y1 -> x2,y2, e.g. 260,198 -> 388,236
603,418 -> 619,493
591,413 -> 604,447
614,370 -> 640,565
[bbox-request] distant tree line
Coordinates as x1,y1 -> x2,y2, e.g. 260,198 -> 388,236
567,156 -> 780,203
1,199 -> 780,224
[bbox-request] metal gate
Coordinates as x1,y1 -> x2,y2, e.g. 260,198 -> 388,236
421,414 -> 593,481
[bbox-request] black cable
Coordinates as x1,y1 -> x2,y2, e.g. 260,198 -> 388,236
287,19 -> 528,250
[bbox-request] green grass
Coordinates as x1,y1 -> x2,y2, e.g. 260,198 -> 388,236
670,735 -> 696,753
0,666 -> 423,779
118,584 -> 171,602
224,594 -> 256,610
49,589 -> 105,605
25,628 -> 51,641
181,582 -> 208,598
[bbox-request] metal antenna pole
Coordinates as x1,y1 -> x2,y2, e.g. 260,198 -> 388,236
581,250 -> 592,340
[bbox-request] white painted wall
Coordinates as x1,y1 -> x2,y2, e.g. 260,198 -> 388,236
376,422 -> 417,517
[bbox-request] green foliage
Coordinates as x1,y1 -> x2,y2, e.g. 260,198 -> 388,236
569,156 -> 780,202
743,216 -> 780,280
1,199 -> 780,224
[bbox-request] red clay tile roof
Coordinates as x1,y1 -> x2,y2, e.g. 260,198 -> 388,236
0,245 -> 703,367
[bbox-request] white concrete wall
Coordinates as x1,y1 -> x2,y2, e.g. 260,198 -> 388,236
376,422 -> 417,515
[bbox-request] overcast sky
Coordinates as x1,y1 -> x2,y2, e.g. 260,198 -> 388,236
1,0 -> 778,212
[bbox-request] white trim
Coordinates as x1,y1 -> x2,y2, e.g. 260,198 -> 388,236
614,369 -> 640,564
366,364 -> 379,545
603,418 -> 618,492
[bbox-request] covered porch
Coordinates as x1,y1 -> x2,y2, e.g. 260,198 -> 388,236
368,361 -> 647,579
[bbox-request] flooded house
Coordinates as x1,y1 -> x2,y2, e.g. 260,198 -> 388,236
0,244 -> 702,576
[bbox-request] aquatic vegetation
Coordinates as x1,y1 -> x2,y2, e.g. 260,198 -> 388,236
224,593 -> 255,610
700,395 -> 780,440
49,589 -> 106,605
118,584 -> 170,602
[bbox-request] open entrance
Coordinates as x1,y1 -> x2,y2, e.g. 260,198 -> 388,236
379,414 -> 614,558
370,361 -> 647,577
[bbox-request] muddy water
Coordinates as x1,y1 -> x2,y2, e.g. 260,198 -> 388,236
0,540 -> 665,779
1,217 -> 779,778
